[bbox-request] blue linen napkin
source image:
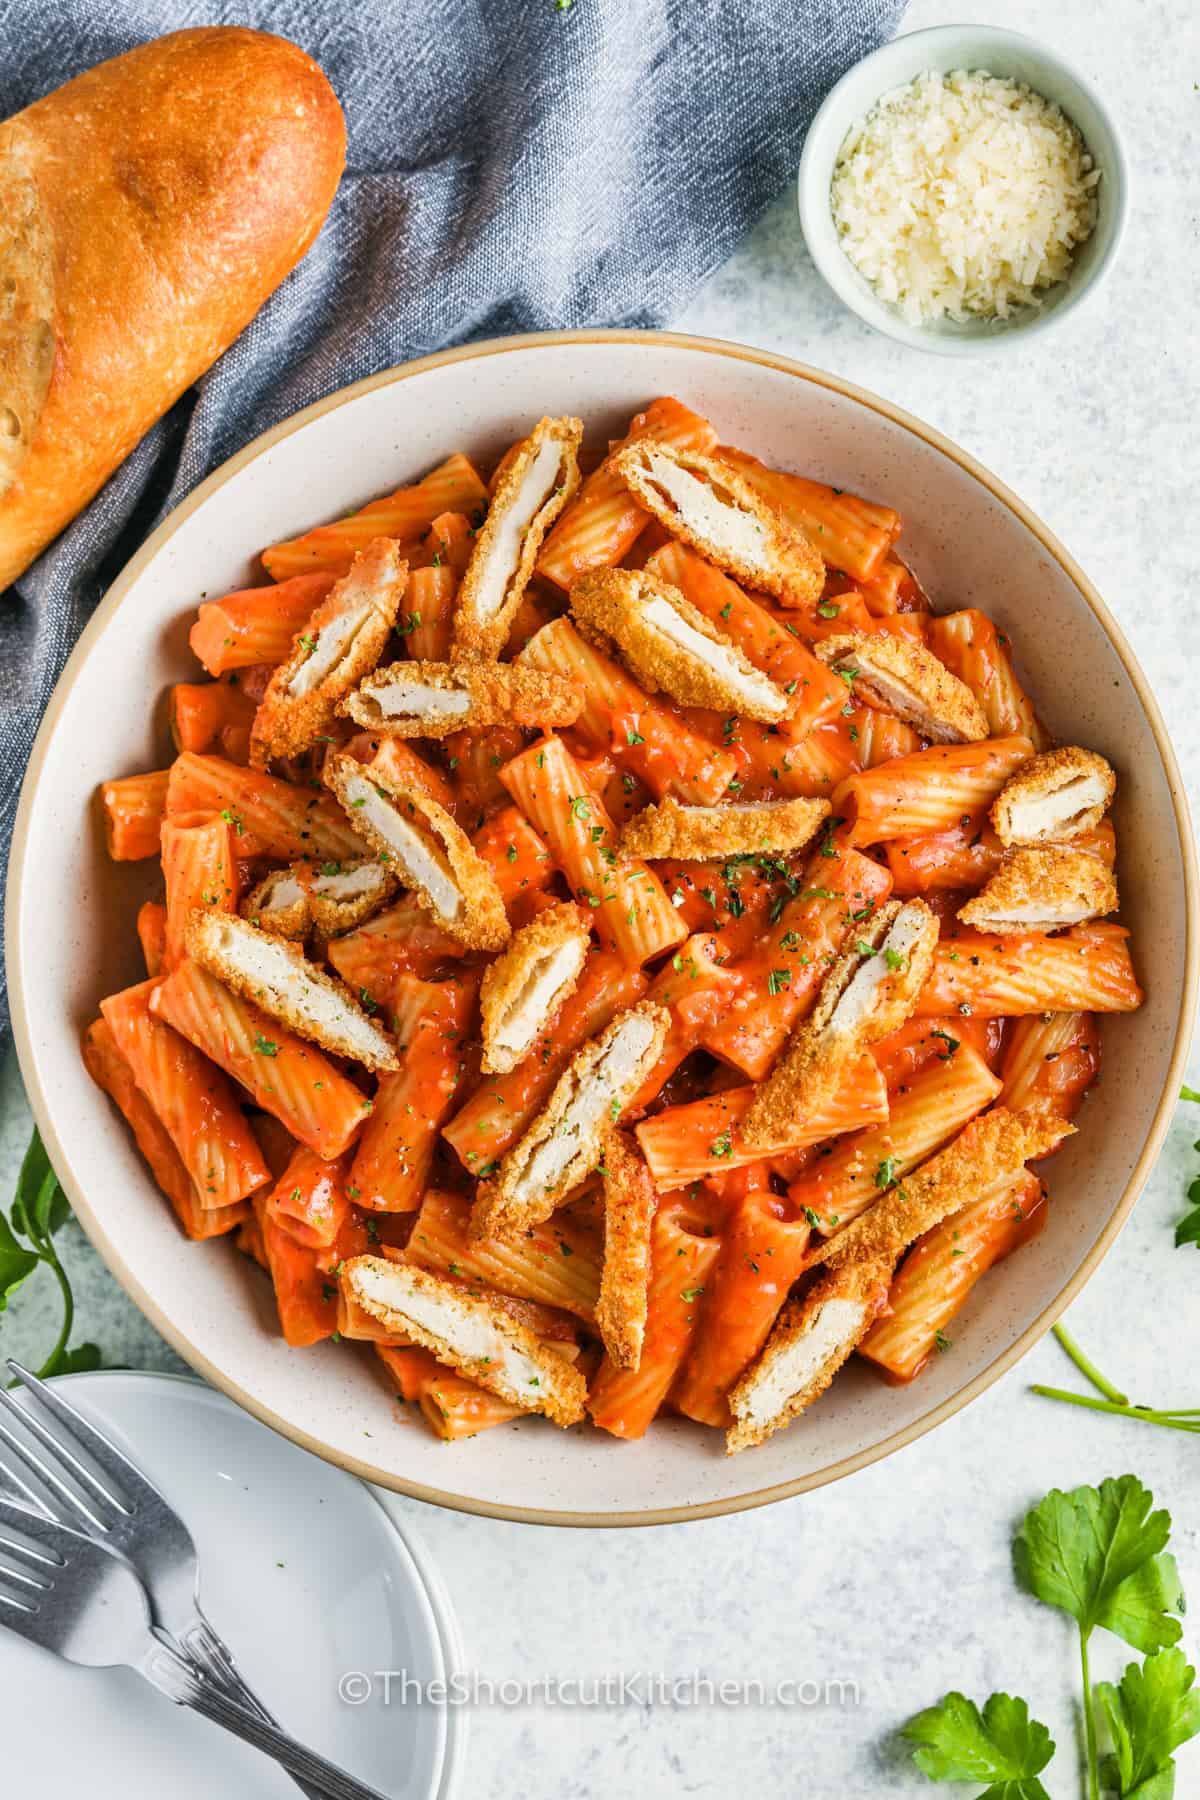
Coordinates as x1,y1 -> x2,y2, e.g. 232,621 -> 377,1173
0,0 -> 905,1033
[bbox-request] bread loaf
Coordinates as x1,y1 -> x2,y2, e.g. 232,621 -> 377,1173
0,27 -> 345,589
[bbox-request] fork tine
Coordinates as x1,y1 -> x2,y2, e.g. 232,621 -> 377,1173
0,1526 -> 64,1574
0,1374 -> 130,1521
5,1363 -> 145,1517
0,1493 -> 88,1554
0,1588 -> 37,1614
0,1444 -> 56,1515
0,1414 -> 112,1533
0,1547 -> 57,1587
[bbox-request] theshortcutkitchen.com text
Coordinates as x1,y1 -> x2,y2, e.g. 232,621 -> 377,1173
337,1670 -> 861,1709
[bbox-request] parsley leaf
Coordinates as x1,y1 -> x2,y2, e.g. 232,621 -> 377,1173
1015,1476 -> 1185,1798
1,1129 -> 101,1381
1015,1475 -> 1183,1655
901,1690 -> 1054,1798
0,1206 -> 39,1309
1095,1648 -> 1200,1798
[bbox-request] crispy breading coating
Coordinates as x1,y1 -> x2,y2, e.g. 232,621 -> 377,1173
340,1258 -> 587,1426
725,1254 -> 893,1453
618,793 -> 830,862
822,1107 -> 1073,1270
957,845 -> 1119,935
991,745 -> 1115,846
451,415 -> 582,660
569,566 -> 790,722
340,659 -> 584,738
241,859 -> 396,943
471,1001 -> 670,1242
742,898 -> 938,1144
324,750 -> 509,952
608,441 -> 824,606
185,908 -> 399,1072
815,631 -> 988,744
249,537 -> 406,766
595,1130 -> 657,1371
479,901 -> 592,1074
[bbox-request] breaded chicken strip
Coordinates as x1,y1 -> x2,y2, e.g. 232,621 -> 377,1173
619,793 -> 830,862
186,909 -> 399,1072
726,1254 -> 893,1453
479,902 -> 592,1074
570,566 -> 790,722
822,1107 -> 1073,1270
742,898 -> 938,1143
325,750 -> 509,952
991,745 -> 1115,846
451,416 -> 582,660
471,1001 -> 669,1241
241,859 -> 395,943
340,1258 -> 587,1426
249,537 -> 406,765
341,659 -> 583,738
608,441 -> 824,606
595,1130 -> 657,1371
957,846 -> 1118,935
815,632 -> 988,744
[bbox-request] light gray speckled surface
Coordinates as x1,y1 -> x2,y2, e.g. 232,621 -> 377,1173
2,2 -> 1198,1794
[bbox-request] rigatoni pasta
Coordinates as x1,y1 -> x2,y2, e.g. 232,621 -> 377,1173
84,396 -> 1137,1453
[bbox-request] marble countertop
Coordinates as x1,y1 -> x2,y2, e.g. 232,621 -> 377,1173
3,1 -> 1198,1793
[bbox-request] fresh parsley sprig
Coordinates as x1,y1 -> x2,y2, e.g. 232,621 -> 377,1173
0,1128 -> 100,1382
900,1475 -> 1200,1800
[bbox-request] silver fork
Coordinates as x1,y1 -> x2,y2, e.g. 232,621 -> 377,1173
0,1496 -> 388,1798
0,1361 -> 326,1799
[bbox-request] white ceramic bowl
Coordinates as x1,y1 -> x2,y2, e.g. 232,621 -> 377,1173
797,25 -> 1130,355
8,330 -> 1195,1524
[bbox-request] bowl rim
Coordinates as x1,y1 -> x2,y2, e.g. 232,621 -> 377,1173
10,326 -> 1197,1527
796,22 -> 1131,356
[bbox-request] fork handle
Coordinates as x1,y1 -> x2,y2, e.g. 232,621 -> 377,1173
140,1640 -> 390,1800
178,1615 -> 327,1800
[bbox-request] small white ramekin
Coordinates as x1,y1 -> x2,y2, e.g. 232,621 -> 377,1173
797,24 -> 1129,355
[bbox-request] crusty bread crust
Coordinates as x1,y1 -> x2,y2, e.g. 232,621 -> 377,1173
726,1254 -> 892,1452
185,907 -> 399,1071
324,749 -> 509,952
342,658 -> 584,738
608,441 -> 824,606
595,1130 -> 657,1371
815,632 -> 988,744
822,1107 -> 1073,1269
957,845 -> 1118,935
340,1258 -> 587,1426
479,901 -> 591,1075
619,793 -> 830,862
471,1000 -> 670,1242
991,745 -> 1116,846
742,898 -> 938,1143
451,415 -> 582,659
250,537 -> 406,764
0,132 -> 54,504
570,565 -> 790,722
0,28 -> 345,589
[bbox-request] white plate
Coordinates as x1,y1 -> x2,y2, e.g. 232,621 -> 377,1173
8,331 -> 1197,1523
0,1372 -> 464,1799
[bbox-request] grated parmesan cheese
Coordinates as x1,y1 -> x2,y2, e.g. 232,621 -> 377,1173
830,69 -> 1100,326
